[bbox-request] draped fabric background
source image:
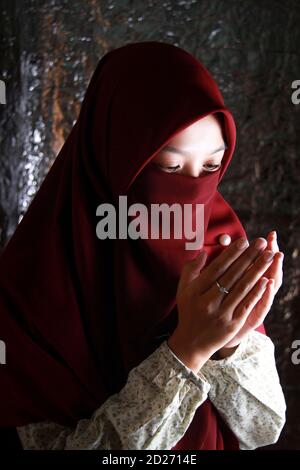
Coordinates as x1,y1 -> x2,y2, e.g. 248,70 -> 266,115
0,0 -> 300,450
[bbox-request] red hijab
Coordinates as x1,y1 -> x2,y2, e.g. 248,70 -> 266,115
0,41 -> 265,450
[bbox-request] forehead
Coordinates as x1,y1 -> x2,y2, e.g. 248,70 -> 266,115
166,114 -> 224,148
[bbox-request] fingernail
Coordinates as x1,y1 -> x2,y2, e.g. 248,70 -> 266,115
236,237 -> 249,249
260,277 -> 268,288
254,238 -> 267,250
271,230 -> 277,238
264,250 -> 275,262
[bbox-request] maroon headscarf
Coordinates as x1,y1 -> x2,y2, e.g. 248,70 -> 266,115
0,41 -> 265,450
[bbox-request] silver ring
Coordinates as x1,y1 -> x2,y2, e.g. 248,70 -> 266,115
216,280 -> 230,294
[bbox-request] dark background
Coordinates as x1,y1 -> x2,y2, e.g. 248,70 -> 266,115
0,0 -> 300,450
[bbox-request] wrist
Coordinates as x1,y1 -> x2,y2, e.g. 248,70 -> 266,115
215,344 -> 240,359
167,333 -> 209,374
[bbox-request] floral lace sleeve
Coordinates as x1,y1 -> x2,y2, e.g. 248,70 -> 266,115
16,339 -> 210,450
17,330 -> 286,451
197,329 -> 287,450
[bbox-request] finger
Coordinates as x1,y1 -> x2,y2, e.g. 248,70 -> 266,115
178,250 -> 208,292
245,230 -> 278,271
196,237 -> 267,294
244,278 -> 275,329
268,231 -> 279,252
200,237 -> 268,297
267,231 -> 275,251
274,252 -> 284,291
264,251 -> 284,284
220,249 -> 276,312
233,276 -> 269,323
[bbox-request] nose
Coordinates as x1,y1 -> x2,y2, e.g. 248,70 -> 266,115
180,161 -> 203,177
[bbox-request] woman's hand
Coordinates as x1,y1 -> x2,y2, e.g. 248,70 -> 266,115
215,231 -> 284,356
168,236 -> 277,374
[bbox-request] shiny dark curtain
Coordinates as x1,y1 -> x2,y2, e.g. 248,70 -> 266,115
1,0 -> 300,450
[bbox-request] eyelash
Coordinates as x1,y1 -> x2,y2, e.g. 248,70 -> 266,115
159,163 -> 222,173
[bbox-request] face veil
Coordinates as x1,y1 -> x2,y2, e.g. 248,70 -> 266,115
0,41 -> 265,450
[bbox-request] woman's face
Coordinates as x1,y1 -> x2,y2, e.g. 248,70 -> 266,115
152,114 -> 227,178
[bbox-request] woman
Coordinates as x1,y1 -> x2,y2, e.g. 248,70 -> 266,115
0,41 -> 286,450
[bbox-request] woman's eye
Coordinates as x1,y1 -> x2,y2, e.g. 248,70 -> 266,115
203,163 -> 222,172
158,164 -> 180,173
156,163 -> 222,174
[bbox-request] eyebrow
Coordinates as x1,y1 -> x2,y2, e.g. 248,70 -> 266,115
163,143 -> 228,156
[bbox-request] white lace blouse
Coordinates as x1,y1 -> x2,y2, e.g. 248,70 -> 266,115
16,330 -> 286,451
